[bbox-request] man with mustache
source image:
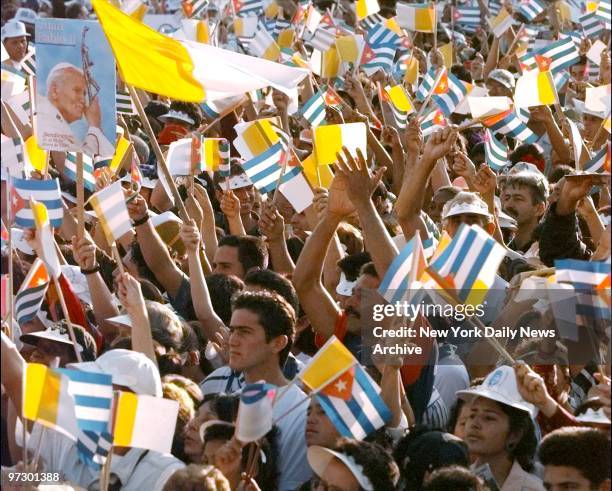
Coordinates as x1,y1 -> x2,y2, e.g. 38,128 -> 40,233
500,171 -> 549,254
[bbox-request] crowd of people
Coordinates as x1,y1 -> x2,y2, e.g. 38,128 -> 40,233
1,0 -> 611,489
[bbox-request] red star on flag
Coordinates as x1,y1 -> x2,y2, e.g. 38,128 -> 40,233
360,44 -> 375,64
434,73 -> 449,94
321,12 -> 335,26
320,366 -> 355,400
535,54 -> 552,72
233,0 -> 244,12
324,89 -> 342,107
401,36 -> 411,50
10,187 -> 25,218
605,142 -> 611,172
182,0 -> 193,16
433,111 -> 446,126
453,8 -> 461,20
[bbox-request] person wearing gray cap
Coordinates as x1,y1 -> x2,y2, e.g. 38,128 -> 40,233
0,19 -> 29,68
486,69 -> 515,98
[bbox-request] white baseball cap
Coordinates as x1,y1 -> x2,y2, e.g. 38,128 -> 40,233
69,349 -> 162,397
456,365 -> 537,417
442,196 -> 492,220
487,69 -> 516,90
158,109 -> 195,125
308,446 -> 374,491
1,20 -> 30,41
335,272 -> 357,297
13,8 -> 38,25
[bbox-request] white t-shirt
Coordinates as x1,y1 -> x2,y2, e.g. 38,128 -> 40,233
28,425 -> 184,491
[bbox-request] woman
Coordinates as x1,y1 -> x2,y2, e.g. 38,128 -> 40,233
457,366 -> 544,491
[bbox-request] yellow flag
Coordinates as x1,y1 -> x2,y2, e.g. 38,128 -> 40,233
439,43 -> 453,69
335,35 -> 361,63
302,152 -> 334,188
25,135 -> 48,173
196,20 -> 209,44
321,46 -> 341,79
110,136 -> 132,173
277,29 -> 295,49
356,0 -> 380,20
404,56 -> 419,85
299,336 -> 356,391
92,0 -> 205,101
241,120 -> 280,156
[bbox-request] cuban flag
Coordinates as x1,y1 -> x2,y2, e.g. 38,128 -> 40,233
484,129 -> 508,171
432,72 -> 469,116
316,364 -> 391,440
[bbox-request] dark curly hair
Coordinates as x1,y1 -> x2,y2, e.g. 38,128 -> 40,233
168,101 -> 203,129
334,438 -> 400,490
499,403 -> 538,473
231,291 -> 295,366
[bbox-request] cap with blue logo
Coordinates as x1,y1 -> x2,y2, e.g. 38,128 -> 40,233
456,365 -> 537,417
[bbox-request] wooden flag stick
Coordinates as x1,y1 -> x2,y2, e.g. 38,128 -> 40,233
416,68 -> 444,121
111,243 -> 125,275
454,118 -> 481,132
588,111 -> 611,151
127,85 -> 190,222
76,153 -> 85,240
504,24 -> 525,57
272,147 -> 289,204
427,268 -> 515,364
51,276 -> 83,363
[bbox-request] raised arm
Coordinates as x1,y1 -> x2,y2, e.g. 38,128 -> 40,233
293,176 -> 359,340
72,235 -> 120,342
116,272 -> 157,365
179,219 -> 227,342
127,194 -> 185,298
395,129 -> 457,240
259,202 -> 295,275
335,147 -> 399,278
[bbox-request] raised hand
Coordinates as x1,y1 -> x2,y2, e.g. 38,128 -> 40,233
451,151 -> 477,179
335,146 -> 386,208
404,118 -> 423,155
472,164 -> 497,198
514,362 -> 557,416
127,193 -> 148,222
116,272 -> 146,315
72,235 -> 98,271
220,191 -> 241,219
259,202 -> 285,242
179,219 -> 201,254
421,128 -> 457,164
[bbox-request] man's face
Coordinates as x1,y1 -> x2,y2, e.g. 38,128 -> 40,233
305,399 -> 341,447
543,465 -> 602,491
571,64 -> 587,82
583,114 -> 603,140
233,185 -> 255,215
443,214 -> 489,237
28,339 -> 75,367
4,35 -> 28,62
486,79 -> 512,97
315,458 -> 361,491
212,245 -> 245,278
49,68 -> 87,123
502,185 -> 542,227
228,308 -> 281,371
345,273 -> 380,333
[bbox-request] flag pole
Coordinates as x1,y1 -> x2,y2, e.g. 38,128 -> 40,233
126,85 -> 191,222
416,68 -> 444,120
5,192 -> 14,342
111,243 -> 125,275
426,268 -> 515,363
588,111 -> 610,151
272,145 -> 290,204
76,153 -> 85,240
51,276 -> 83,363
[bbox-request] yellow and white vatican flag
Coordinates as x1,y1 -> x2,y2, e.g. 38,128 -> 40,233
92,0 -> 308,102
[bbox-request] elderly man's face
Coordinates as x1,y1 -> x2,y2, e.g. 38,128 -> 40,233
50,68 -> 87,123
4,35 -> 28,62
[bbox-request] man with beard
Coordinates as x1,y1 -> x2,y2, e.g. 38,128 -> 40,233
500,171 -> 549,254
